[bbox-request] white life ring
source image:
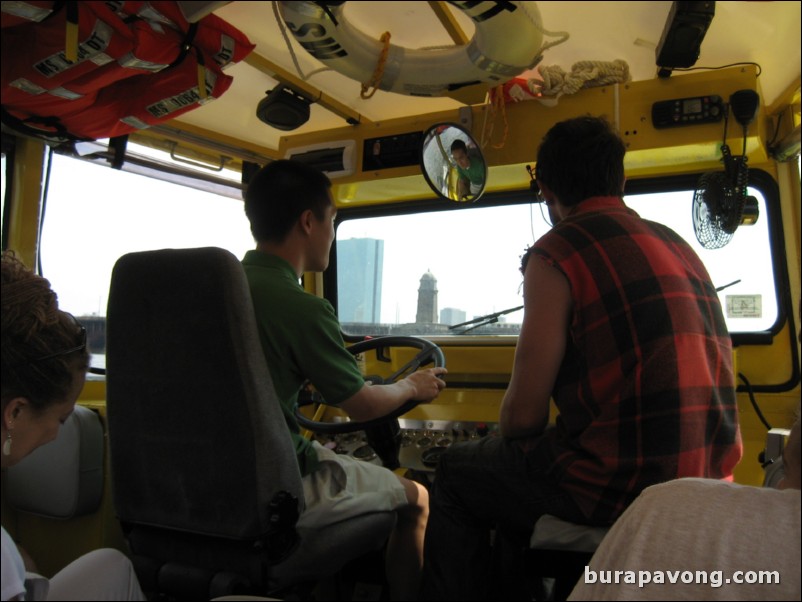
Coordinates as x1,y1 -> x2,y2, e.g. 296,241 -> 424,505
278,1 -> 547,97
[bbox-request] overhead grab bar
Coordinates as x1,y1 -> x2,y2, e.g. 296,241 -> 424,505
168,141 -> 231,172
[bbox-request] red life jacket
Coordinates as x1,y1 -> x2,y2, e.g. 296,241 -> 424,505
1,1 -> 57,29
1,1 -> 253,141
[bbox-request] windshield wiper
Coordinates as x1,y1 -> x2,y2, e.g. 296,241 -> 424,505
449,305 -> 524,334
715,279 -> 741,293
447,281 -> 737,335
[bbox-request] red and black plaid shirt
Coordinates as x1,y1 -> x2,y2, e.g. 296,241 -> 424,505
527,196 -> 742,524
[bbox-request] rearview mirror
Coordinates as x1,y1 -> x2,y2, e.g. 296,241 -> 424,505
420,123 -> 486,202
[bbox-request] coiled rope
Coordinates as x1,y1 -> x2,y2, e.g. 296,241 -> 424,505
530,59 -> 631,100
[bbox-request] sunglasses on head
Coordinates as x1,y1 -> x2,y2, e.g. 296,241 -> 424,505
31,313 -> 87,363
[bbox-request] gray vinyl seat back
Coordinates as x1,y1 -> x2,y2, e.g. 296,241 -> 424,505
6,404 -> 104,519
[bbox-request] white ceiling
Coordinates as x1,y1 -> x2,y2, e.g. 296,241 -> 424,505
176,1 -> 802,153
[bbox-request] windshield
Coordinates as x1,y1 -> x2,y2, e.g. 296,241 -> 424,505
335,186 -> 778,337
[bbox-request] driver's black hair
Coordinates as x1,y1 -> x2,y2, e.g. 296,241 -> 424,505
450,139 -> 468,154
244,160 -> 332,243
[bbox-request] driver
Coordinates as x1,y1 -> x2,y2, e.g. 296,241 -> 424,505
450,139 -> 485,199
242,159 -> 447,601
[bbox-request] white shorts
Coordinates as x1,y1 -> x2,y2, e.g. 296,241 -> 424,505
296,441 -> 408,531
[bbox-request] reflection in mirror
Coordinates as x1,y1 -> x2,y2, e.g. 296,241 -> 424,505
421,123 -> 487,202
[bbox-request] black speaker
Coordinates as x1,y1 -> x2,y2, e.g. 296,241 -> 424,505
655,1 -> 715,75
256,86 -> 311,131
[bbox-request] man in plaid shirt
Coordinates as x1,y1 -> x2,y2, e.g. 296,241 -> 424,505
421,116 -> 742,600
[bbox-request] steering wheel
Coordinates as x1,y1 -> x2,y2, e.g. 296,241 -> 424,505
294,336 -> 445,468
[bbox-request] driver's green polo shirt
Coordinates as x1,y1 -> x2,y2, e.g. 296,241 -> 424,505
242,250 -> 364,476
456,150 -> 485,185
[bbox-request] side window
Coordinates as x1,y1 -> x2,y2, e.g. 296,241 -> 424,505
626,187 -> 778,333
336,185 -> 780,337
40,149 -> 253,371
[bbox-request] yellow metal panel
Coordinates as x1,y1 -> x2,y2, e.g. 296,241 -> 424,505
404,389 -> 504,424
8,139 -> 46,267
734,392 -> 800,486
309,66 -> 766,205
738,325 -> 796,385
303,270 -> 324,297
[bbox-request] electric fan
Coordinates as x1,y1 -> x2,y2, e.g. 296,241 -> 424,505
693,90 -> 760,249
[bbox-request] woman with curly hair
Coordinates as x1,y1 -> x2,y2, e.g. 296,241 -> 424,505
1,251 -> 144,601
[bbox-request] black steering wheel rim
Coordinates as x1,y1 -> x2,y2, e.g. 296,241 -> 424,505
294,336 -> 445,434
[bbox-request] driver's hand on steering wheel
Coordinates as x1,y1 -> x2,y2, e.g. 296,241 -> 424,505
405,367 -> 448,402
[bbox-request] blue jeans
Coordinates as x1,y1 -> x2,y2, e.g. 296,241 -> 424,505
420,435 -> 586,601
